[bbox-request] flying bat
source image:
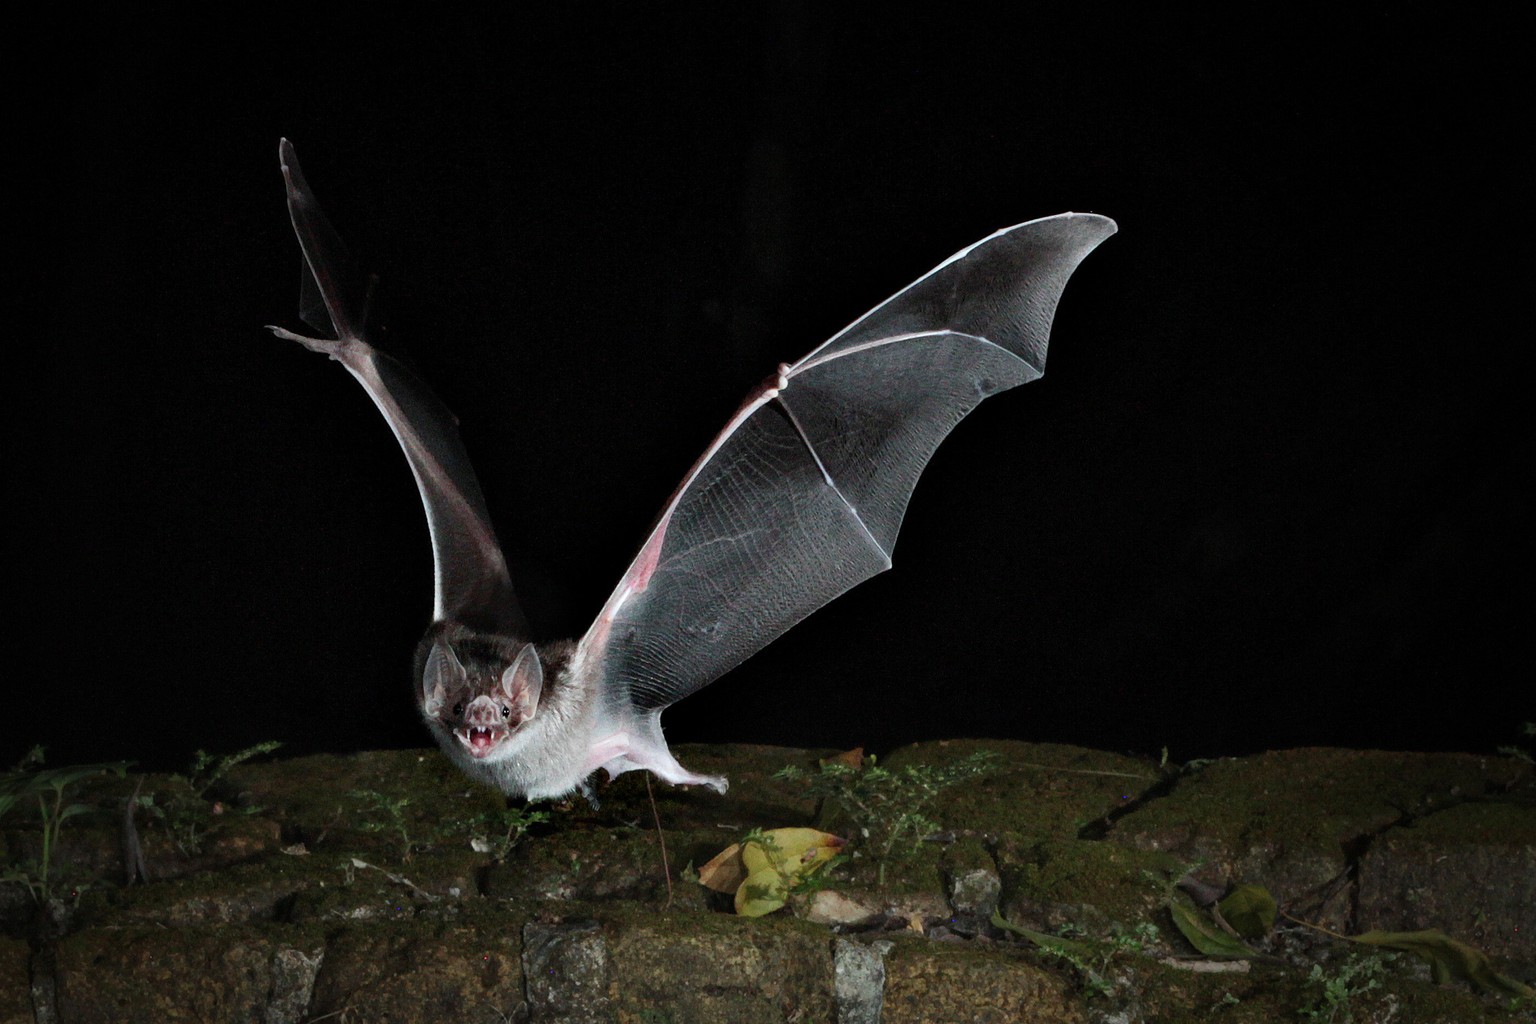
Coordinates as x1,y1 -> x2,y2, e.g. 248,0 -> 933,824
267,139 -> 1115,801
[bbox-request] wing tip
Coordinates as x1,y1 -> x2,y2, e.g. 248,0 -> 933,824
277,139 -> 307,197
938,212 -> 1116,272
1007,210 -> 1118,242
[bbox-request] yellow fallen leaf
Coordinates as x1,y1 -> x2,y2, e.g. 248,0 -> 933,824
720,828 -> 845,917
696,842 -> 746,894
744,828 -> 845,872
736,866 -> 791,916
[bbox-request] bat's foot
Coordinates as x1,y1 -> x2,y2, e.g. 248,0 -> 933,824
657,768 -> 729,795
590,738 -> 730,796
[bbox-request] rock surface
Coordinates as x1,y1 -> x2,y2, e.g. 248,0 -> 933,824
1,741 -> 1530,1022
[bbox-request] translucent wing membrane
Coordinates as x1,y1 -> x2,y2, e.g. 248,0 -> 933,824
273,140 -> 527,636
581,213 -> 1116,713
801,216 -> 1109,373
279,140 -> 371,341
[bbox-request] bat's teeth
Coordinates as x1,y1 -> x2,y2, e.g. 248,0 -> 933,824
462,726 -> 500,758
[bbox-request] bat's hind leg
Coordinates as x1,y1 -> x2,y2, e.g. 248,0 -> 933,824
588,712 -> 729,794
639,749 -> 729,794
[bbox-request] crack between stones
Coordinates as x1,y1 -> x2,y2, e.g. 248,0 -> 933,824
1074,765 -> 1191,841
1330,782 -> 1523,933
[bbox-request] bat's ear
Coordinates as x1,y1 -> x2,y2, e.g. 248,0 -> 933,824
420,642 -> 465,716
500,644 -> 543,723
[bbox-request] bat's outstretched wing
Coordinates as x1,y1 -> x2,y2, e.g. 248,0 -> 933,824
268,139 -> 526,636
577,213 -> 1115,719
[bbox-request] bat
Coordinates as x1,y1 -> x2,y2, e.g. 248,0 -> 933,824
267,139 -> 1115,801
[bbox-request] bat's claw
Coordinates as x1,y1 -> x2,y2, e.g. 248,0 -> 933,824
267,325 -> 348,359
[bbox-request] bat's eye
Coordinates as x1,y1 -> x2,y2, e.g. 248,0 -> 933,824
501,706 -> 511,718
452,701 -> 465,717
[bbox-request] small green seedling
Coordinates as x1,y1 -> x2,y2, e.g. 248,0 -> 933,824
775,750 -> 1000,884
136,741 -> 283,855
1496,721 -> 1534,763
0,747 -> 131,902
1297,953 -> 1390,1023
181,740 -> 284,800
466,804 -> 550,860
349,789 -> 418,863
992,910 -> 1159,998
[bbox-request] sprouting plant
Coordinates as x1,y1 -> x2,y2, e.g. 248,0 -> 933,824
1496,721 -> 1534,764
775,750 -> 1000,884
135,741 -> 282,855
0,748 -> 131,902
466,804 -> 550,860
350,778 -> 547,866
1114,920 -> 1162,952
1067,921 -> 1161,996
1043,941 -> 1118,998
181,740 -> 283,800
1297,953 -> 1390,1023
349,789 -> 418,863
993,911 -> 1157,998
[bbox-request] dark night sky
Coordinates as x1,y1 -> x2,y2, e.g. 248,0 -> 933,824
11,8 -> 1530,774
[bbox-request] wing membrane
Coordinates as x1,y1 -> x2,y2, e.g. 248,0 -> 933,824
273,139 -> 527,635
581,213 -> 1116,712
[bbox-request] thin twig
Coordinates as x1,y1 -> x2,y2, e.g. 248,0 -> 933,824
121,775 -> 148,885
348,858 -> 439,902
645,774 -> 673,909
1280,908 -> 1351,940
1012,761 -> 1158,782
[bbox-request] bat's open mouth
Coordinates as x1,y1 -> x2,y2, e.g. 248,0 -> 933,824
458,726 -> 506,758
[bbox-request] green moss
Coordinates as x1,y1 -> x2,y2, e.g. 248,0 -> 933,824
13,742 -> 1533,1020
1108,749 -> 1536,933
484,823 -> 714,909
310,910 -> 527,1020
880,935 -> 1079,1024
884,739 -> 1161,838
0,936 -> 31,1024
224,748 -> 513,849
998,834 -> 1181,937
53,922 -> 329,1023
74,849 -> 343,927
599,902 -> 836,1023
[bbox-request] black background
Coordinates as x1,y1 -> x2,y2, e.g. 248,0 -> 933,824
12,8 -> 1529,773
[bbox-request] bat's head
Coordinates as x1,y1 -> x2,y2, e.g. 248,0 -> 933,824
417,625 -> 542,761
